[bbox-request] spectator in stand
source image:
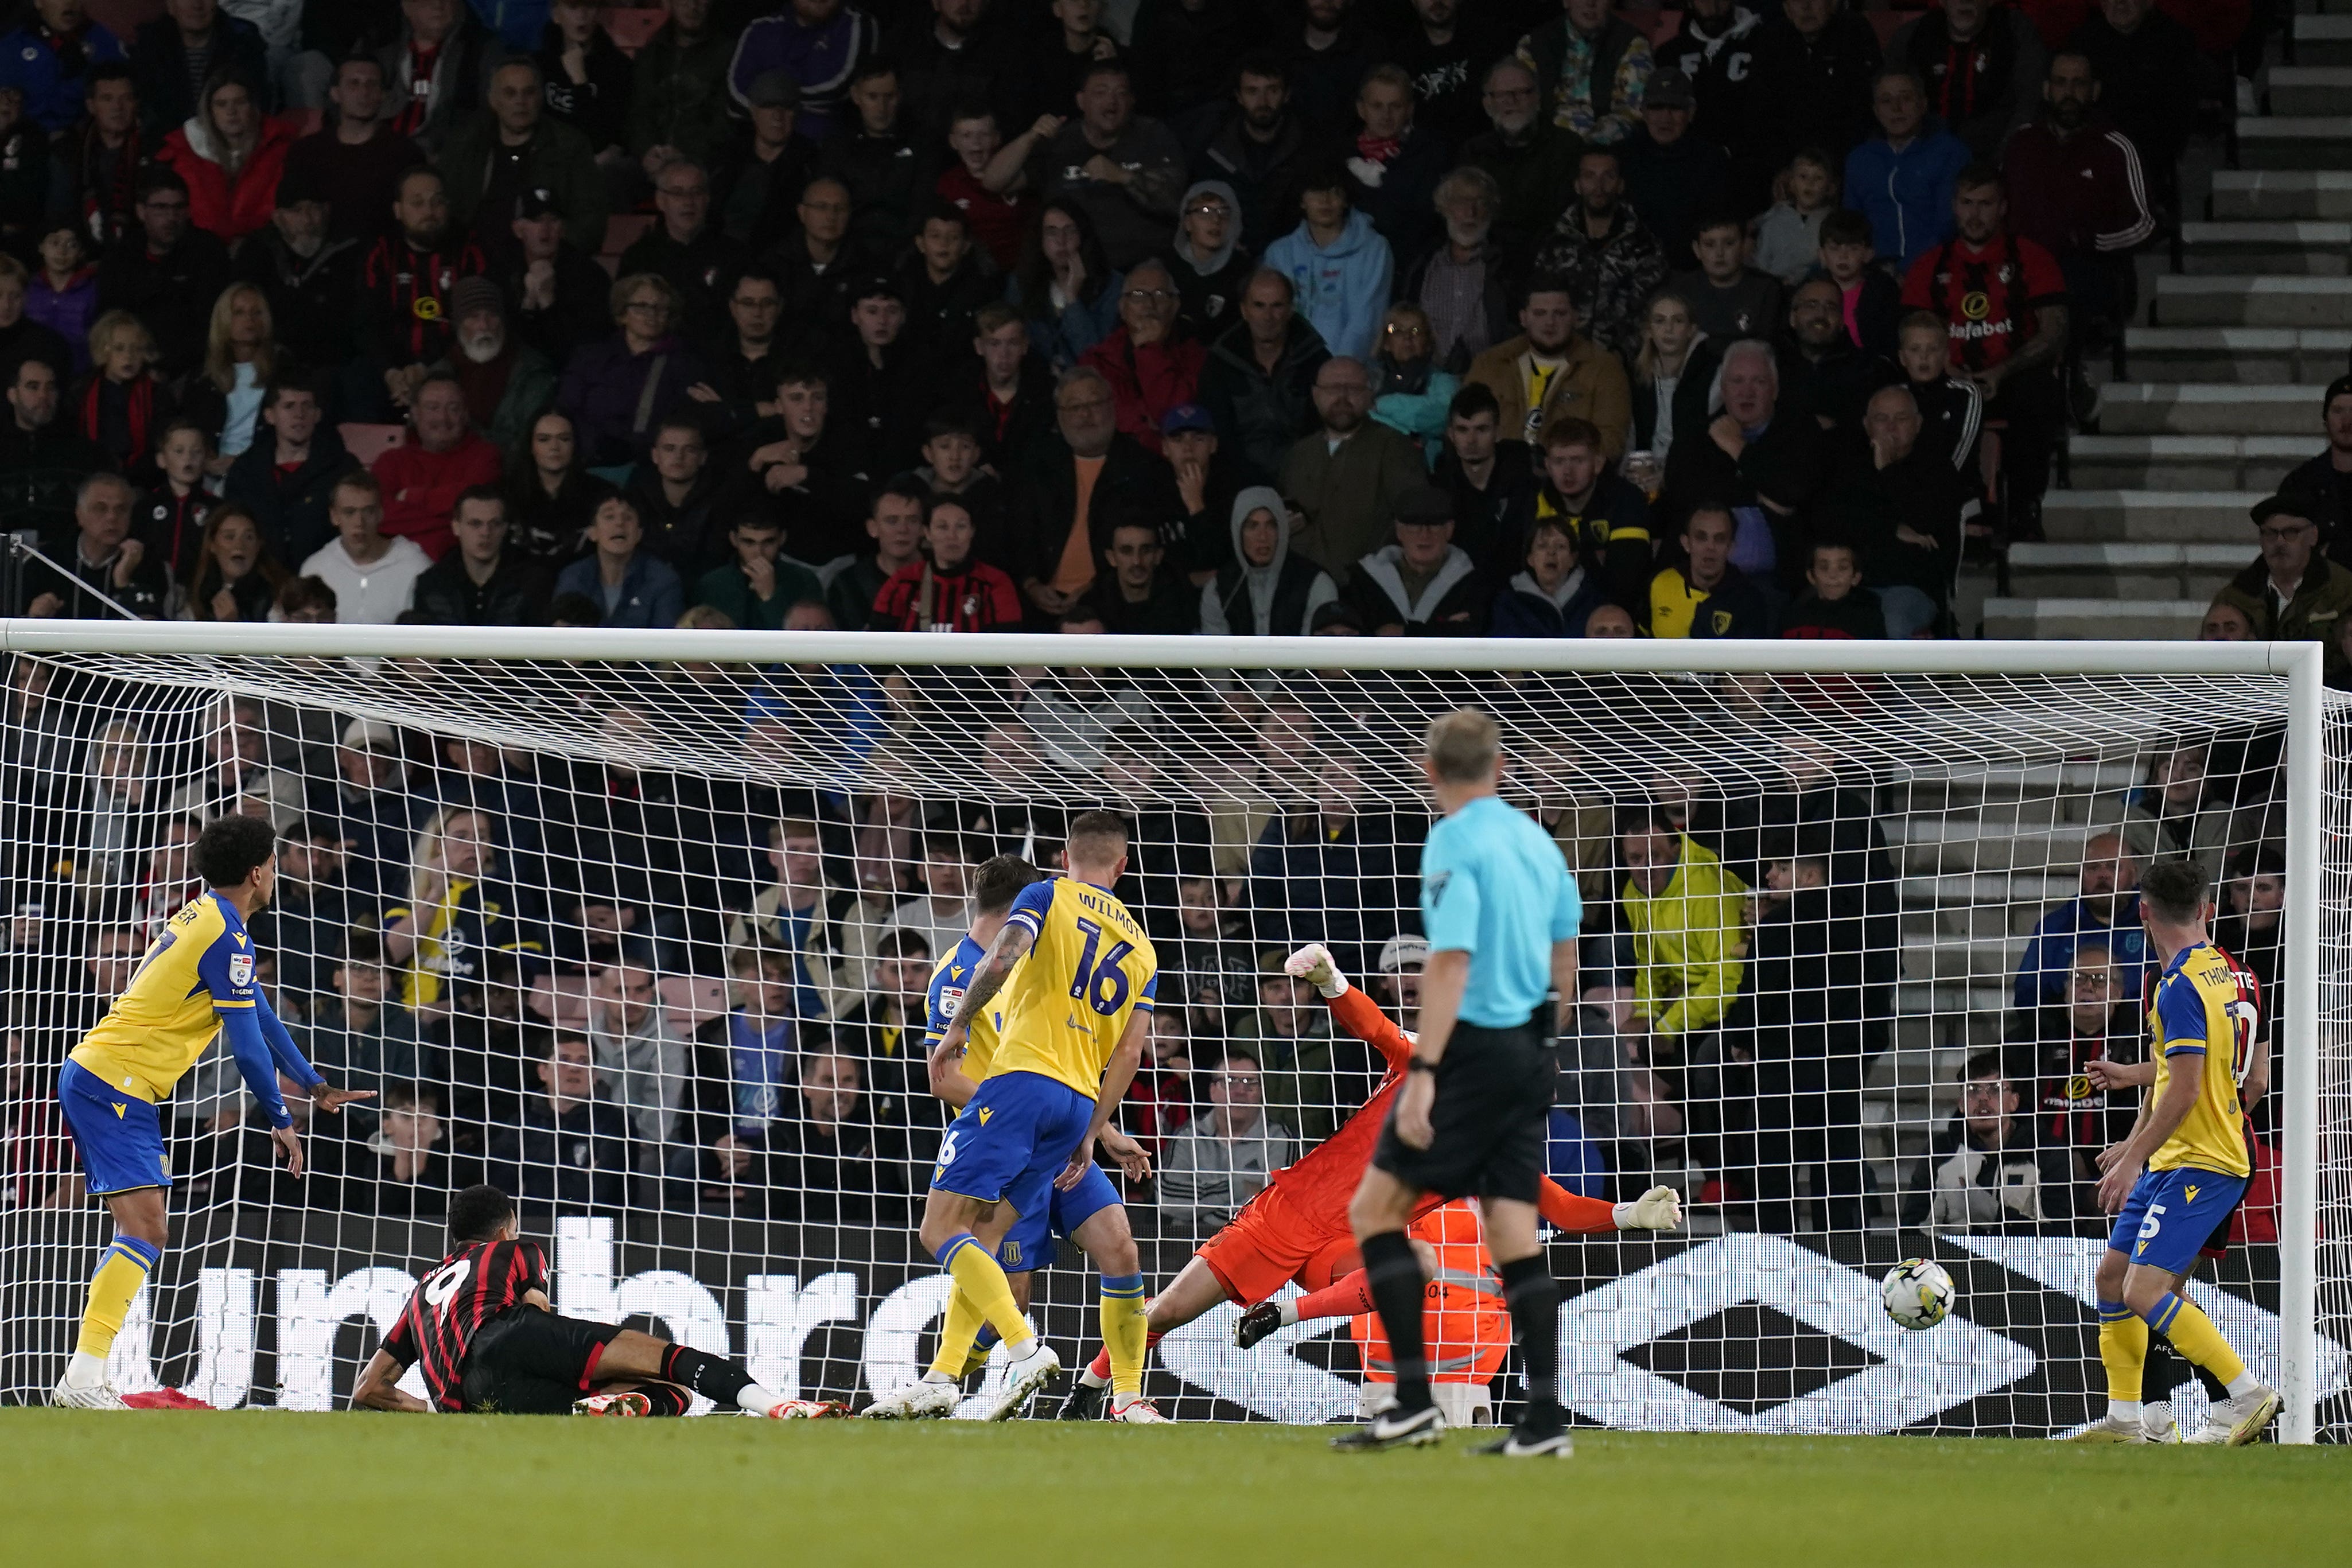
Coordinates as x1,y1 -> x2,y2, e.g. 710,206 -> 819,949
494,1030 -> 633,1218
0,354 -> 106,540
53,62 -> 146,255
1402,168 -> 1510,378
1196,51 -> 1315,255
357,166 -> 487,419
1741,0 -> 1882,194
1674,212 -> 1784,342
441,57 -> 608,255
492,186 -> 611,369
870,495 -> 1021,632
177,502 -> 285,620
137,419 -> 214,579
1812,383 -> 1968,636
27,225 -> 99,373
1160,402 -> 1243,580
373,0 -> 503,157
1659,338 -> 1825,589
157,68 -> 291,246
1888,0 -> 2044,159
712,71 -> 819,255
505,407 -> 611,559
1488,515 -> 1607,639
1618,801 -> 1749,1049
2001,52 -> 2156,359
767,176 -> 875,359
1280,355 -> 1424,581
826,274 -> 924,479
1284,0 -> 1383,147
1530,147 -> 1669,365
554,493 -> 685,628
224,375 -> 355,563
622,415 -> 721,571
895,203 -> 998,386
1531,414 -> 1651,609
723,816 -> 845,1021
234,171 -> 362,374
1262,160 -> 1390,365
1782,242 -> 1898,431
1013,365 -> 1181,624
1515,0 -> 1653,146
1008,196 -> 1126,374
1776,536 -> 1884,639
299,468 -> 432,622
15,473 -> 166,618
1752,149 -> 1840,286
912,413 -> 1012,569
95,169 -> 234,379
307,719 -> 418,902
559,273 -> 708,468
0,257 -> 72,383
1461,56 -> 1580,263
1430,381 -> 1537,573
2101,744 -> 2232,883
1464,278 -> 1631,458
344,1082 -> 483,1219
1366,303 -> 1460,456
429,276 -> 557,453
932,102 -> 1031,274
68,312 -> 176,472
279,56 -> 426,248
1198,486 -> 1338,637
1813,208 -> 1899,362
2281,376 -> 2352,553
728,0 -> 881,145
679,942 -> 798,1204
2014,828 -> 2145,1011
816,60 -> 927,254
690,266 -> 786,439
1654,0 -> 1762,150
1648,502 -> 1772,638
1090,516 -> 1199,634
1914,1050 -> 2079,1229
1200,266 -> 1328,484
2067,0 -> 2201,205
176,282 -> 278,464
693,511 -> 821,631
376,372 -> 504,558
1896,308 -> 1984,480
130,0 -> 269,139
299,930 -> 430,1136
585,959 -> 696,1164
1168,180 -> 1251,347
2011,941 -> 2140,1178
1621,71 -> 1731,266
826,924 -> 935,1146
1628,288 -> 1718,474
1014,0 -> 1118,132
768,1049 -> 906,1224
1842,68 -> 1971,273
537,0 -> 632,165
736,365 -> 860,576
1020,60 -> 1184,273
1344,486 -> 1491,636
1079,258 -> 1205,454
0,0 -> 124,134
2210,495 -> 2352,686
625,0 -> 735,176
1157,1049 -> 1292,1229
1340,64 -> 1444,264
413,484 -> 555,624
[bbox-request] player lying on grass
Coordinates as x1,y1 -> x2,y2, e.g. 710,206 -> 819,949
906,812 -> 1160,1422
53,815 -> 374,1409
2068,858 -> 2279,1447
354,1182 -> 843,1417
1058,941 -> 1681,1418
864,853 -> 1161,1423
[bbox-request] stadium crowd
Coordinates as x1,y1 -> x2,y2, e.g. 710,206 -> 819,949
0,0 -> 2291,1245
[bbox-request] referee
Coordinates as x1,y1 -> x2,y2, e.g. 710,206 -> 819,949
1338,709 -> 1582,1456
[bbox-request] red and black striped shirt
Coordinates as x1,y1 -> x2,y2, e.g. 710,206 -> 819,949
381,1239 -> 548,1411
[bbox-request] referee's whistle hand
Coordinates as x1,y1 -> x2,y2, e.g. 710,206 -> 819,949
1394,1074 -> 1436,1150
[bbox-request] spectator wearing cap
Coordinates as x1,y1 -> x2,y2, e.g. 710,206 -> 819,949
1279,356 -> 1425,581
426,275 -> 558,452
557,273 -> 710,468
619,157 -> 752,347
535,0 -> 633,161
1618,69 -> 1731,265
711,71 -> 820,254
368,0 -> 503,158
727,0 -> 883,146
356,167 -> 488,418
95,168 -> 234,380
1344,487 -> 1494,636
374,372 -> 503,558
440,58 -> 609,254
1198,485 -> 1339,639
1079,258 -> 1205,457
815,58 -> 928,254
2275,375 -> 2352,558
128,0 -> 269,140
1012,364 -> 1184,626
493,186 -> 612,368
232,168 -> 363,372
0,0 -> 127,135
299,466 -> 432,623
1161,400 -> 1244,578
2209,496 -> 2352,686
1022,59 -> 1186,273
157,68 -> 294,245
279,56 -> 426,248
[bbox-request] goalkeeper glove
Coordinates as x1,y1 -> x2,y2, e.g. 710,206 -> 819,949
1284,942 -> 1348,998
1612,1186 -> 1683,1232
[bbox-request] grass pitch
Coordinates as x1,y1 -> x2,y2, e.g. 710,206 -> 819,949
2,1409 -> 2346,1566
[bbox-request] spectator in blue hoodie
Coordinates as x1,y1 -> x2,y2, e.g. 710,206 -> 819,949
1842,68 -> 1972,271
0,0 -> 126,134
1490,515 -> 1608,638
1261,158 -> 1392,365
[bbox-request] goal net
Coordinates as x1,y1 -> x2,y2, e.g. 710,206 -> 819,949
0,625 -> 2342,1440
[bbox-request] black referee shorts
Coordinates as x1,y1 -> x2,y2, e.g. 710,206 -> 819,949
458,1308 -> 625,1415
1371,1015 -> 1553,1204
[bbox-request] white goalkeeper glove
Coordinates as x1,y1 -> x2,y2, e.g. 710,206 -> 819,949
1284,942 -> 1348,998
1612,1186 -> 1683,1232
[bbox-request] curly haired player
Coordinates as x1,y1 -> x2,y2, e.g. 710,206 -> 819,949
1058,941 -> 1681,1419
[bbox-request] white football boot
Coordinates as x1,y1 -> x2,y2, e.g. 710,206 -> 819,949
2209,1384 -> 2281,1446
986,1343 -> 1063,1421
50,1372 -> 129,1410
863,1376 -> 960,1419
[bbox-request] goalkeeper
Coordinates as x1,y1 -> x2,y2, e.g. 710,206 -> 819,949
1059,942 -> 1681,1417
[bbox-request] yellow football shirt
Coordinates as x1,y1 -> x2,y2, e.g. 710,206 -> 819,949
988,878 -> 1157,1098
71,891 -> 259,1103
2145,940 -> 2254,1178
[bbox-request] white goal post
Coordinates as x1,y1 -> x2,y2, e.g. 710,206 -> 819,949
0,621 -> 2335,1441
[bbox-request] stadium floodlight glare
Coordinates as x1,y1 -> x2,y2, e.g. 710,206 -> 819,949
0,621 -> 2331,1444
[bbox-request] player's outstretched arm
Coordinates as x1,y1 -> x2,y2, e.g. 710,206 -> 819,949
1288,942 -> 1417,1071
352,1348 -> 429,1413
256,991 -> 374,1115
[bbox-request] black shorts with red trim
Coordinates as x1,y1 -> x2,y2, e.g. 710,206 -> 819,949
458,1308 -> 624,1414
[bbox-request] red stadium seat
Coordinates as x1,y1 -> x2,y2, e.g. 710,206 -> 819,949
604,7 -> 667,55
601,213 -> 655,258
529,971 -> 593,1028
339,423 -> 407,467
1618,7 -> 1683,49
659,973 -> 729,1029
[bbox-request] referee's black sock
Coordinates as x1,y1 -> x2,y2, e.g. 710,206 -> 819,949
660,1343 -> 753,1406
1499,1255 -> 1565,1427
1361,1230 -> 1432,1413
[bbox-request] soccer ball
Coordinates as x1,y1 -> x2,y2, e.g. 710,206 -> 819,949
1880,1259 -> 1956,1330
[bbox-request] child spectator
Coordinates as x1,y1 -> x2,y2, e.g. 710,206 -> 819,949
136,418 -> 213,580
1815,209 -> 1900,361
1896,308 -> 1985,480
1778,538 -> 1886,639
1673,212 -> 1784,341
72,310 -> 177,473
27,223 -> 99,372
935,104 -> 1031,274
870,497 -> 1021,632
1752,149 -> 1839,286
1488,516 -> 1607,639
913,413 -> 1010,571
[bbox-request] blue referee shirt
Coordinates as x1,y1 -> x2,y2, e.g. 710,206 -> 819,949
1419,793 -> 1583,1028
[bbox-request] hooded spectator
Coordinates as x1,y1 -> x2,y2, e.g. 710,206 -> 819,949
1261,159 -> 1391,364
1169,180 -> 1253,344
1198,485 -> 1338,638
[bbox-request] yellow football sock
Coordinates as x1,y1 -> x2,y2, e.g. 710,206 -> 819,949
939,1232 -> 1032,1351
76,1238 -> 159,1360
2149,1293 -> 2248,1387
1101,1273 -> 1148,1397
929,1280 -> 986,1379
2097,1299 -> 2146,1403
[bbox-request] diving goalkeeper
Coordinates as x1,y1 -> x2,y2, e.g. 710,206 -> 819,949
1060,942 -> 1680,1416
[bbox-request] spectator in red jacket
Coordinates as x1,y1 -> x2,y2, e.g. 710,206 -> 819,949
869,495 -> 1021,632
1078,257 -> 1206,455
372,372 -> 501,559
2000,51 -> 2155,351
156,70 -> 291,247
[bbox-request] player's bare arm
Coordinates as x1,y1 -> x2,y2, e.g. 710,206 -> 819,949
2096,1049 -> 2205,1213
932,920 -> 1035,1074
352,1348 -> 430,1413
1549,937 -> 1577,1037
1060,1007 -> 1149,1190
1394,948 -> 1469,1151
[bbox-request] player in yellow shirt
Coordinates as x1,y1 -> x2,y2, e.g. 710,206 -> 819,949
52,815 -> 372,1409
2074,858 -> 2279,1445
915,811 -> 1158,1421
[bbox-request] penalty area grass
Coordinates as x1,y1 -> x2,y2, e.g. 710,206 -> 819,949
1,1409 -> 2345,1567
